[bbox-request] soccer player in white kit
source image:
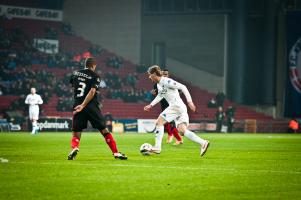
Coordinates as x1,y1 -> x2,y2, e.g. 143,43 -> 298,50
144,65 -> 210,156
25,88 -> 43,134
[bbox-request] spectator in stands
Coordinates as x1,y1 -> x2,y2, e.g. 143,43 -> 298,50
10,95 -> 27,113
0,33 -> 11,48
144,89 -> 153,102
61,22 -> 75,36
82,50 -> 92,59
124,73 -> 138,88
89,44 -> 103,55
0,20 -> 155,119
45,26 -> 58,39
225,106 -> 236,133
207,98 -> 217,108
73,52 -> 82,65
136,64 -> 148,73
104,71 -> 122,89
57,96 -> 73,112
106,56 -> 123,69
216,91 -> 226,107
46,55 -> 56,68
99,79 -> 107,88
288,118 -> 299,133
2,12 -> 13,20
215,106 -> 225,133
55,52 -> 67,67
123,89 -> 135,102
7,57 -> 17,70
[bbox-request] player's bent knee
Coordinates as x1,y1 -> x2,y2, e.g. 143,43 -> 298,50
156,117 -> 166,127
73,131 -> 82,138
100,128 -> 110,136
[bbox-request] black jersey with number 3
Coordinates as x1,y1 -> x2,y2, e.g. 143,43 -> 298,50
70,68 -> 101,106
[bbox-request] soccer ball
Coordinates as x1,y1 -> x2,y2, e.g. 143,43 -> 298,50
140,143 -> 152,156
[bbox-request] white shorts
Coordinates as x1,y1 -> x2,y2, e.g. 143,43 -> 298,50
159,105 -> 189,127
29,108 -> 39,120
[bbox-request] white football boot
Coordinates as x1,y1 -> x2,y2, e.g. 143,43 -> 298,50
200,140 -> 210,157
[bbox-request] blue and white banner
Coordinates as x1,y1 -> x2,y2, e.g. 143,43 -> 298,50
285,11 -> 301,118
118,119 -> 138,132
137,119 -> 156,133
36,118 -> 72,132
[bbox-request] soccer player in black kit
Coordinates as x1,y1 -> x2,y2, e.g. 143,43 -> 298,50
68,57 -> 127,160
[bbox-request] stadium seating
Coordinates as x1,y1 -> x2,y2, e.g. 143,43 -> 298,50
0,96 -> 21,114
0,17 -> 273,121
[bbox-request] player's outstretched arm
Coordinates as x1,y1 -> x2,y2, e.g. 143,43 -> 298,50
165,79 -> 193,103
144,94 -> 163,112
166,79 -> 196,112
187,101 -> 196,112
73,88 -> 96,114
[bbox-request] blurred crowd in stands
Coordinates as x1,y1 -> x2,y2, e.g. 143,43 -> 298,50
0,18 -> 153,117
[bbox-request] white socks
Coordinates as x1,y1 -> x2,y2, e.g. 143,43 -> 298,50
154,126 -> 206,150
32,121 -> 38,133
154,125 -> 164,150
184,129 -> 206,145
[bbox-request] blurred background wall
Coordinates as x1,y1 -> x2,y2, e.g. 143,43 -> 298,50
64,0 -> 141,63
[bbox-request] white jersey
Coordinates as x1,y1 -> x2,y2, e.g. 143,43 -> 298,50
150,77 -> 192,108
25,94 -> 43,110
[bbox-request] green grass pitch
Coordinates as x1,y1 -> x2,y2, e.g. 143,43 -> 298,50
1,132 -> 301,200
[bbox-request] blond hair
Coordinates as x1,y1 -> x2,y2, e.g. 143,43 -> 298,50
147,65 -> 162,76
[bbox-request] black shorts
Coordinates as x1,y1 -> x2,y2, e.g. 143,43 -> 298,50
72,103 -> 106,132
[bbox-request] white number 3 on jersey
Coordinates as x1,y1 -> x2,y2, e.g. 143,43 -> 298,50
77,82 -> 86,97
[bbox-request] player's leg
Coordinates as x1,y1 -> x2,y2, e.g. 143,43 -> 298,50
177,123 -> 205,145
87,105 -> 127,160
151,115 -> 166,153
152,107 -> 178,153
164,123 -> 174,144
32,109 -> 40,134
105,120 -> 113,132
99,128 -> 127,160
29,111 -> 36,134
176,113 -> 210,156
170,121 -> 183,145
177,123 -> 209,156
33,120 -> 38,134
68,131 -> 81,160
31,120 -> 36,134
216,121 -> 222,132
71,131 -> 82,149
30,108 -> 39,134
68,111 -> 87,160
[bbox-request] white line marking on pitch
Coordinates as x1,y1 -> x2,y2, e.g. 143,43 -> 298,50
0,157 -> 9,163
109,164 -> 301,175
